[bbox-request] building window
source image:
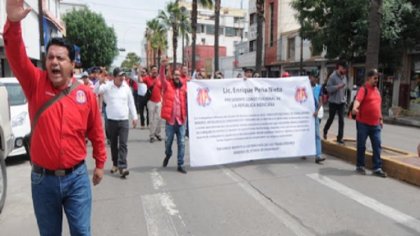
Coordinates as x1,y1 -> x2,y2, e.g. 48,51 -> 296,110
206,25 -> 215,35
250,40 -> 257,52
250,13 -> 256,25
234,17 -> 244,23
269,3 -> 274,47
236,28 -> 243,37
225,27 -> 236,37
287,37 -> 295,60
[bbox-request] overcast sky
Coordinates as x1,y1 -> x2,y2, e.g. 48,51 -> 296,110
76,0 -> 249,66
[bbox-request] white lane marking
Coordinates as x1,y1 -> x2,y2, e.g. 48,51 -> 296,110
142,193 -> 179,236
143,170 -> 188,236
222,168 -> 315,236
307,173 -> 420,234
151,168 -> 166,190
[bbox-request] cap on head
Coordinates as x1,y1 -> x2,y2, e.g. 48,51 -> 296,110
367,68 -> 378,77
113,67 -> 126,77
81,71 -> 89,78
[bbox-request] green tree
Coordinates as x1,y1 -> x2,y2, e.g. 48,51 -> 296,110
63,9 -> 118,68
291,0 -> 420,66
191,0 -> 213,72
146,18 -> 167,68
291,0 -> 369,61
121,52 -> 141,69
159,1 -> 190,69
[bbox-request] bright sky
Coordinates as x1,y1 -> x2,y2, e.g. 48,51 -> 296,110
76,0 -> 249,66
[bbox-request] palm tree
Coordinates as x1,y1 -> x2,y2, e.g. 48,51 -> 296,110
214,0 -> 221,72
256,0 -> 264,75
365,0 -> 382,70
191,0 -> 213,74
180,7 -> 191,65
146,18 -> 167,68
159,1 -> 189,69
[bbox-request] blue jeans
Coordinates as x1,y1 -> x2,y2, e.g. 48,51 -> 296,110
165,122 -> 186,166
356,122 -> 382,171
32,164 -> 92,236
315,117 -> 322,159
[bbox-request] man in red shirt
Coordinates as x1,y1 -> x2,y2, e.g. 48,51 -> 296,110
160,60 -> 188,173
4,0 -> 106,234
139,65 -> 163,143
352,69 -> 386,177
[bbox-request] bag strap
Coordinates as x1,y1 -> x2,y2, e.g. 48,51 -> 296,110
31,81 -> 80,132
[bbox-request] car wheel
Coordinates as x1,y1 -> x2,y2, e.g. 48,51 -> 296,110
0,156 -> 7,214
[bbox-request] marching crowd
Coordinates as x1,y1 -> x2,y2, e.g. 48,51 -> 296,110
2,0 -> 401,235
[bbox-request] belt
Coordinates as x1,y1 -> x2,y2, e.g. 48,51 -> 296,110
32,160 -> 85,176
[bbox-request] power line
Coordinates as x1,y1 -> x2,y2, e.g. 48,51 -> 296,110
87,1 -> 160,13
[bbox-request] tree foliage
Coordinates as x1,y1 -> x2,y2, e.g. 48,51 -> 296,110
121,52 -> 141,69
291,0 -> 420,66
291,0 -> 369,61
63,9 -> 118,68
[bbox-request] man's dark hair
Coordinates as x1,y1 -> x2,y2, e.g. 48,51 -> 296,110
150,65 -> 157,70
46,37 -> 75,62
336,60 -> 348,69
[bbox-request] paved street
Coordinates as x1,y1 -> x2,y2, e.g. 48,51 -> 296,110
1,118 -> 420,236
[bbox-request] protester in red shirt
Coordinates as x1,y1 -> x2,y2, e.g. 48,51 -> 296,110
160,60 -> 188,173
352,69 -> 386,178
139,65 -> 163,142
4,1 -> 106,234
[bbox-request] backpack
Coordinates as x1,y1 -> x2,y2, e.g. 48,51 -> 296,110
347,85 -> 367,119
321,83 -> 329,104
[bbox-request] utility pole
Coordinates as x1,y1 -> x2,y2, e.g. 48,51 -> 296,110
38,0 -> 45,69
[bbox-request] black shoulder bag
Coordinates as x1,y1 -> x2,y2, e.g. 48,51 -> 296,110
347,85 -> 367,119
23,82 -> 80,160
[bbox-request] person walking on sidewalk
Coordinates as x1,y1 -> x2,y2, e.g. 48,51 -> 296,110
140,65 -> 163,143
352,69 -> 387,178
4,0 -> 107,234
137,68 -> 150,128
323,61 -> 348,144
160,60 -> 188,174
310,74 -> 325,164
95,67 -> 138,178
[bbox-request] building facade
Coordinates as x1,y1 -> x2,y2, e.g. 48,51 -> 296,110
0,0 -> 65,77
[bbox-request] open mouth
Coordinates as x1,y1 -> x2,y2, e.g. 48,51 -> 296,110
51,68 -> 61,75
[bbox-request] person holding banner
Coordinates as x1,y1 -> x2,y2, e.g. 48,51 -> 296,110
310,74 -> 326,164
160,60 -> 188,174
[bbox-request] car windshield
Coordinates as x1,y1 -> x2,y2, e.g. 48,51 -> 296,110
5,83 -> 27,106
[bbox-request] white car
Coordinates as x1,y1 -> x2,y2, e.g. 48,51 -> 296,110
0,81 -> 14,213
1,78 -> 30,158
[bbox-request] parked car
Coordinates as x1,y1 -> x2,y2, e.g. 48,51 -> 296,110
0,81 -> 14,213
1,78 -> 30,158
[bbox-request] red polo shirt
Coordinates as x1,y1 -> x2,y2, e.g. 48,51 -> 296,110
4,20 -> 106,170
355,83 -> 382,126
143,76 -> 162,103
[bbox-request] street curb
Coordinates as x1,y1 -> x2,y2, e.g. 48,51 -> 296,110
322,139 -> 420,187
383,117 -> 420,129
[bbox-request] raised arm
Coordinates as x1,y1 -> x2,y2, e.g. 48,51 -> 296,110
4,0 -> 41,99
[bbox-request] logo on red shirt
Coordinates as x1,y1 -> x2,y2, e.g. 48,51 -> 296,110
295,87 -> 308,104
196,87 -> 211,107
75,90 -> 87,104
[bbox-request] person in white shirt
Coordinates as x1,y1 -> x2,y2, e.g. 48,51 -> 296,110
95,67 -> 138,178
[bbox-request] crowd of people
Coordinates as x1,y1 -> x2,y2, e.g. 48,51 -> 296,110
3,0 -> 405,234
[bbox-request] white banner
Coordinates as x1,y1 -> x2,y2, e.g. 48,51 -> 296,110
187,77 -> 316,167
